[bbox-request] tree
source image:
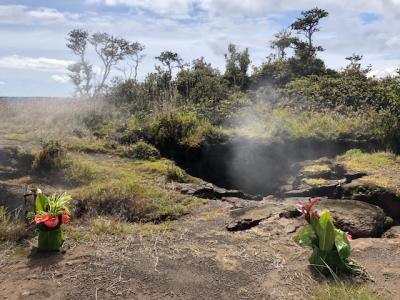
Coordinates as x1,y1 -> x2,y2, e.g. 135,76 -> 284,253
345,53 -> 371,75
155,51 -> 184,102
224,44 -> 251,90
270,29 -> 294,60
155,51 -> 184,79
66,29 -> 94,96
118,42 -> 145,81
90,32 -> 131,95
291,8 -> 328,59
176,57 -> 228,105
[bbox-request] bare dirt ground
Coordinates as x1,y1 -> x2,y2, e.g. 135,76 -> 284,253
0,131 -> 400,300
1,199 -> 400,300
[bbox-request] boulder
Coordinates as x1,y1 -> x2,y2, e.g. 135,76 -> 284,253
316,199 -> 389,238
277,197 -> 390,238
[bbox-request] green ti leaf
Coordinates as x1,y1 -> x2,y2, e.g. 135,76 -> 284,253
334,229 -> 351,260
293,224 -> 316,248
314,210 -> 335,251
35,193 -> 48,212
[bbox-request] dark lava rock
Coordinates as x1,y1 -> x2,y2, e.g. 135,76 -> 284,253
342,179 -> 400,218
343,171 -> 367,183
284,182 -> 342,198
317,199 -> 389,238
166,182 -> 262,201
0,184 -> 26,212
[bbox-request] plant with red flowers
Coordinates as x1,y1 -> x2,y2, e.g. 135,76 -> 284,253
294,198 -> 371,280
34,191 -> 72,251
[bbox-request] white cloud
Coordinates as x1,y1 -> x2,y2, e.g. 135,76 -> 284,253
86,0 -> 193,17
0,81 -> 5,85
368,67 -> 399,78
51,74 -> 70,84
0,5 -> 69,25
0,55 -> 73,72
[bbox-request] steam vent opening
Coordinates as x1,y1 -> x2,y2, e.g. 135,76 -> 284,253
173,138 -> 373,197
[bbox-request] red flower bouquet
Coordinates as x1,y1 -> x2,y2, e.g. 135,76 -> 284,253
34,191 -> 72,251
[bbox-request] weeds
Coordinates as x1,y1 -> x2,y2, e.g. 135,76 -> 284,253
0,207 -> 29,242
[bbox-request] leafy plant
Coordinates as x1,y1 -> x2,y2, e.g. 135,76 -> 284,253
294,198 -> 372,280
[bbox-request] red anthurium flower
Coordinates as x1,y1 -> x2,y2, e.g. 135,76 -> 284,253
35,213 -> 50,224
61,213 -> 70,224
44,216 -> 59,228
296,197 -> 320,222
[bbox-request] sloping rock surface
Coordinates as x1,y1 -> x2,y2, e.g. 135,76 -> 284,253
227,197 -> 391,237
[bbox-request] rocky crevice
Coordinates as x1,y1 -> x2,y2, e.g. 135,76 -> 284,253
169,156 -> 399,237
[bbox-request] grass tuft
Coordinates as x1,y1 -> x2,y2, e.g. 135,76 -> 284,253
312,283 -> 381,300
0,207 -> 29,242
302,178 -> 329,186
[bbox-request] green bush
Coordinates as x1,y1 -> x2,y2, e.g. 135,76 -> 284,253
122,141 -> 161,160
150,111 -> 223,149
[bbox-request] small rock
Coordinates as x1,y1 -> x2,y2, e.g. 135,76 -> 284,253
382,226 -> 400,238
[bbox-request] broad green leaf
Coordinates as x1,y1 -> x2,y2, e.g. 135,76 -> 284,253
334,229 -> 351,260
315,211 -> 335,251
309,248 -> 328,274
293,224 -> 316,247
35,193 -> 48,212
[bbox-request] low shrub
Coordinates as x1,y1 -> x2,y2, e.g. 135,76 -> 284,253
165,163 -> 189,183
122,141 -> 161,160
32,140 -> 66,173
150,111 -> 222,149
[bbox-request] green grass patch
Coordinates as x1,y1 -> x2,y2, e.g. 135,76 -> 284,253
4,133 -> 32,142
312,283 -> 381,300
227,108 -> 389,142
69,154 -> 203,221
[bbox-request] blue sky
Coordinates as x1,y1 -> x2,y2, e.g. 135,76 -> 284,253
0,0 -> 399,97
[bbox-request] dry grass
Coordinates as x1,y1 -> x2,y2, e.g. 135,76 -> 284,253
91,217 -> 133,235
338,149 -> 400,194
0,207 -> 29,242
303,164 -> 331,175
302,178 -> 329,186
